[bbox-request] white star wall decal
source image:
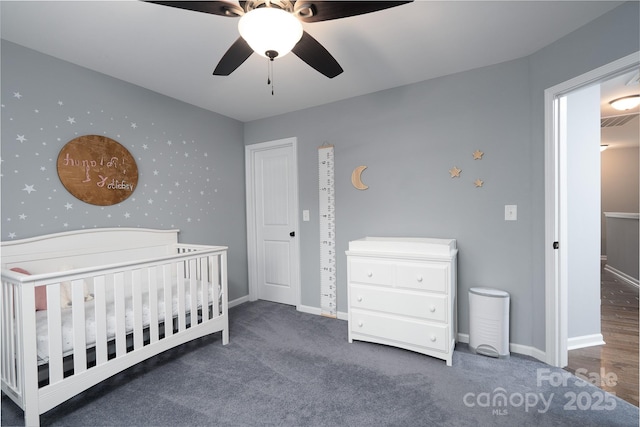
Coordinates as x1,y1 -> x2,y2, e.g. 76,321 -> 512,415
3,92 -> 220,236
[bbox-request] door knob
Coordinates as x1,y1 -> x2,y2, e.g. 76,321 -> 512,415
290,231 -> 295,237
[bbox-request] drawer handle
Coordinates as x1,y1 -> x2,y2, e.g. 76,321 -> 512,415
357,296 -> 363,302
367,272 -> 373,278
358,321 -> 364,328
429,305 -> 436,313
417,276 -> 423,283
430,335 -> 437,342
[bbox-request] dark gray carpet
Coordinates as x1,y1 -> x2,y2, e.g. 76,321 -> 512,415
2,300 -> 638,426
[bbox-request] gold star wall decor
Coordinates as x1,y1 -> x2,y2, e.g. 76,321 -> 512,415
449,166 -> 462,178
473,150 -> 484,160
449,150 -> 487,187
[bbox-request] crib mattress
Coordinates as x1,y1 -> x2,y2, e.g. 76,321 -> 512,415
36,280 -> 218,364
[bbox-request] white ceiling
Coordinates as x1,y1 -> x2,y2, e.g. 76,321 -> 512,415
3,1 -> 638,148
2,0 -> 629,123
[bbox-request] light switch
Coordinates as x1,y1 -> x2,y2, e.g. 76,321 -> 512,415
303,210 -> 310,222
505,205 -> 517,221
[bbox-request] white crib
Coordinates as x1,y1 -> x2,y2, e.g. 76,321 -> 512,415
1,228 -> 229,426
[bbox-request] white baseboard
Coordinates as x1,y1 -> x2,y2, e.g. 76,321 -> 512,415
229,295 -> 250,308
567,333 -> 605,351
297,304 -> 348,321
604,265 -> 639,288
457,332 -> 547,362
457,332 -> 469,344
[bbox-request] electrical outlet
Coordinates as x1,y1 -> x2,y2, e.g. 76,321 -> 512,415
303,210 -> 310,222
505,205 -> 517,221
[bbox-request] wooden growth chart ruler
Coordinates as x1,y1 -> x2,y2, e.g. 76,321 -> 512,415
318,144 -> 337,318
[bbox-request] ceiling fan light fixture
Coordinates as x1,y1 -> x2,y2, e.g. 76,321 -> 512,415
609,94 -> 640,111
238,8 -> 303,59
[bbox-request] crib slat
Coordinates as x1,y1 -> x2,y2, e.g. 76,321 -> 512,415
148,267 -> 159,343
113,272 -> 126,357
177,262 -> 186,332
19,284 -> 40,427
221,251 -> 229,345
189,259 -> 198,326
1,284 -> 11,386
132,269 -> 143,350
212,254 -> 220,318
93,276 -> 108,366
1,282 -> 17,389
46,283 -> 64,384
201,256 -> 210,321
71,280 -> 87,374
162,265 -> 173,338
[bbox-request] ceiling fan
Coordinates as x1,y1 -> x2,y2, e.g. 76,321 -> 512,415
148,1 -> 412,78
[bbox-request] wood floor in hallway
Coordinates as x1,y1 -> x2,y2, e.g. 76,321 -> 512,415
565,267 -> 639,407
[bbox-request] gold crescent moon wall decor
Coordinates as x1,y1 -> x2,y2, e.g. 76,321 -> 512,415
351,165 -> 369,190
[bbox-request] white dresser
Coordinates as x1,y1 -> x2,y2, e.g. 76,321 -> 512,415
346,237 -> 458,366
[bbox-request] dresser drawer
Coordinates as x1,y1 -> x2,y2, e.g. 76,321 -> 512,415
349,259 -> 392,286
350,310 -> 448,352
396,262 -> 448,292
350,284 -> 447,322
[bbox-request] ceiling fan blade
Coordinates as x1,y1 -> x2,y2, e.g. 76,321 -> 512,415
292,31 -> 343,78
147,1 -> 243,17
294,1 -> 412,23
213,37 -> 253,76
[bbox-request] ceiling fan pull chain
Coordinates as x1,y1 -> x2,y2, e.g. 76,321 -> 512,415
267,57 -> 271,86
267,57 -> 275,95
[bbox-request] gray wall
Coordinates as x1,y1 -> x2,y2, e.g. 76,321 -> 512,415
0,40 -> 249,301
605,215 -> 640,280
602,146 -> 640,254
244,1 -> 640,350
244,58 -> 533,345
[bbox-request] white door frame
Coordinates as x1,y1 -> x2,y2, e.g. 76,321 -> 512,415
544,52 -> 639,367
245,137 -> 301,307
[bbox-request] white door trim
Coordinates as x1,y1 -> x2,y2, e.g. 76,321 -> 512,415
544,52 -> 639,367
245,137 -> 301,307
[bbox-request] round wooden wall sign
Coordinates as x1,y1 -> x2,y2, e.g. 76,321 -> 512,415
57,135 -> 138,206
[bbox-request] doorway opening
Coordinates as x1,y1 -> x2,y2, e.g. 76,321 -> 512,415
544,52 -> 639,369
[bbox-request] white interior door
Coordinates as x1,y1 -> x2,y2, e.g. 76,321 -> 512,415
246,138 -> 300,306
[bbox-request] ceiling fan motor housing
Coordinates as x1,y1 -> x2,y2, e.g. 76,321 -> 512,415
244,0 -> 295,13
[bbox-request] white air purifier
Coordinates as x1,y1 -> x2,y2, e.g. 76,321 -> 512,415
469,287 -> 510,358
